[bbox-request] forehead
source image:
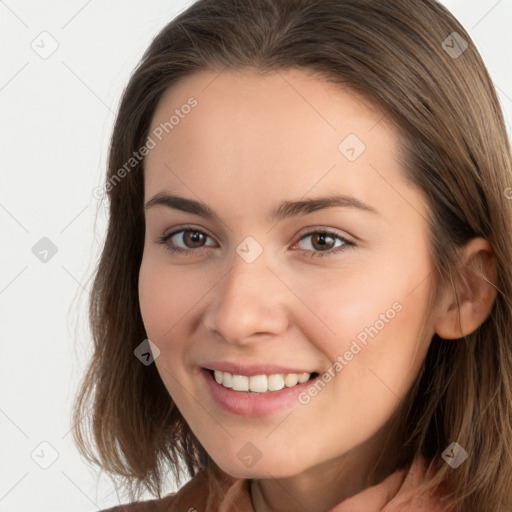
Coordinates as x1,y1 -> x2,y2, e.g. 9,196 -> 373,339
143,68 -> 408,217
147,67 -> 392,155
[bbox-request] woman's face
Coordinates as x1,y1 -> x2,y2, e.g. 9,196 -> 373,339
139,68 -> 436,479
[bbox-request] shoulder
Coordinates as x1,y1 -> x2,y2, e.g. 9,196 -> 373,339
98,470 -> 210,512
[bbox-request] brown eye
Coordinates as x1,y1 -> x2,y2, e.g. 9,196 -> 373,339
294,230 -> 354,259
158,227 -> 216,254
310,233 -> 336,251
181,230 -> 207,248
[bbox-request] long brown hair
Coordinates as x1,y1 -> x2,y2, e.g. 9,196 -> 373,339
72,1 -> 512,510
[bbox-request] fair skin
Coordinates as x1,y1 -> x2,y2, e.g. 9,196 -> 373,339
138,68 -> 496,512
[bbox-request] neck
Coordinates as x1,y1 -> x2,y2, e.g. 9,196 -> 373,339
249,423 -> 399,512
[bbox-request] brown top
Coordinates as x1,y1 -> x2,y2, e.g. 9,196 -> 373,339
100,456 -> 447,512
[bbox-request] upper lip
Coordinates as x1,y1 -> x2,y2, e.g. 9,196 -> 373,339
202,361 -> 318,377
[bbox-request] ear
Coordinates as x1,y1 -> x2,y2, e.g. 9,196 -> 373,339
434,238 -> 498,340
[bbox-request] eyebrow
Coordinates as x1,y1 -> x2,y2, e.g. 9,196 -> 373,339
144,191 -> 379,221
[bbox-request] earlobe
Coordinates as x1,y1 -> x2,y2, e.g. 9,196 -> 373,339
434,238 -> 498,340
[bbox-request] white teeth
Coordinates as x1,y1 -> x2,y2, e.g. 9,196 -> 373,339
298,372 -> 310,383
232,375 -> 249,391
284,374 -> 299,387
222,372 -> 233,388
249,375 -> 268,393
211,370 -> 312,393
268,374 -> 285,391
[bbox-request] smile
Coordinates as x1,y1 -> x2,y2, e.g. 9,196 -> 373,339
202,368 -> 321,417
210,369 -> 316,393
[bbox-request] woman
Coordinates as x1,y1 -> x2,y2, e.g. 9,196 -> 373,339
73,1 -> 512,510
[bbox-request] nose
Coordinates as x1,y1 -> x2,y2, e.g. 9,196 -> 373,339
202,247 -> 290,345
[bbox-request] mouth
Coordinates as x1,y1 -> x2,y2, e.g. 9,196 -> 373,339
205,368 -> 320,394
201,367 -> 322,417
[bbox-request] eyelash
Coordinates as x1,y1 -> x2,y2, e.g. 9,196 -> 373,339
157,226 -> 355,259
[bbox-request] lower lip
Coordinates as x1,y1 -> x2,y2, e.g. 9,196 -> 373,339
201,368 -> 319,417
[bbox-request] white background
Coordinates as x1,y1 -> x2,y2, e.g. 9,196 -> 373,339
1,1 -> 511,511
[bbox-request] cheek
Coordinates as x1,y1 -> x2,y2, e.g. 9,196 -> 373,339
293,271 -> 432,450
299,248 -> 432,394
138,253 -> 201,407
293,269 -> 406,356
305,239 -> 432,350
138,252 -> 204,341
